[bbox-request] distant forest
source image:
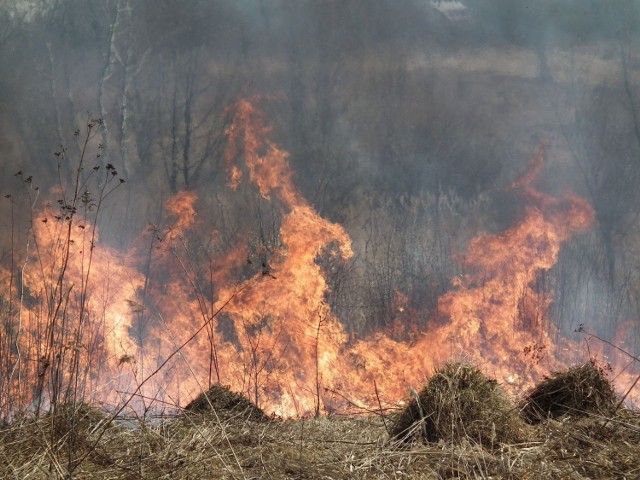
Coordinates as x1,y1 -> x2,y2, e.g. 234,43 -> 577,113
1,0 -> 640,345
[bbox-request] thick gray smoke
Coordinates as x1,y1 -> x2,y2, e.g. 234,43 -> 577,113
1,0 -> 639,346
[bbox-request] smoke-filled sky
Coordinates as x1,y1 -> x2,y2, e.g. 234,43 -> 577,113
1,0 -> 640,346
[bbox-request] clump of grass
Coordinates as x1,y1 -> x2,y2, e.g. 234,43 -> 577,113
0,402 -> 123,476
47,401 -> 110,441
390,362 -> 523,446
520,360 -> 619,423
184,384 -> 268,421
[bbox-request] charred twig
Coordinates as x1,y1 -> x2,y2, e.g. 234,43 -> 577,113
373,379 -> 390,435
324,387 -> 399,417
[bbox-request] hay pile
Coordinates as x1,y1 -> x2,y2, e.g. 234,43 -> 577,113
520,361 -> 619,423
184,384 -> 268,421
391,362 -> 523,445
48,401 -> 110,438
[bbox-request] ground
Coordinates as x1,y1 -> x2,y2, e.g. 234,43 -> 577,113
1,405 -> 639,479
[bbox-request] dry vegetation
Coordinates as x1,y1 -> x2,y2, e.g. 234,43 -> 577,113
184,384 -> 269,422
390,363 -> 525,446
0,363 -> 638,479
520,361 -> 619,423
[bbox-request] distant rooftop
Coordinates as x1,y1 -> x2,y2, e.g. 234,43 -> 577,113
430,1 -> 468,21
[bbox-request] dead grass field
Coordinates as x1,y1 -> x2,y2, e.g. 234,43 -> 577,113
1,406 -> 639,479
1,364 -> 639,479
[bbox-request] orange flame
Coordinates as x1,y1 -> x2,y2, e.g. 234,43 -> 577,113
351,146 -> 597,397
4,97 -> 637,418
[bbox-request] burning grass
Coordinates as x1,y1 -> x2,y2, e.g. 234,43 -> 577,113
0,365 -> 638,479
520,361 -> 619,423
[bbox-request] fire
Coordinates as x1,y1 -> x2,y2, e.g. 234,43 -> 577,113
3,97 -> 636,419
351,147 -> 597,397
0,200 -> 143,410
185,97 -> 355,415
164,191 -> 198,234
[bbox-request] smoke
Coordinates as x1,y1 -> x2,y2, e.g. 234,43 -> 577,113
1,0 -> 640,401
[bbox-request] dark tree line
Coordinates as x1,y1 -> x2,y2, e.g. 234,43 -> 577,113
1,0 -> 640,347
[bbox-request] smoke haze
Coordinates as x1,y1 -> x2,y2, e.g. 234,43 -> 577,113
1,0 -> 640,412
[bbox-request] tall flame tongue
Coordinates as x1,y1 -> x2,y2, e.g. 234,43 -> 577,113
415,146 -> 595,387
350,147 -> 596,399
210,98 -> 354,415
211,99 -> 596,414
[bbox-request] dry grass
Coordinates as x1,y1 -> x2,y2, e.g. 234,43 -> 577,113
184,384 -> 269,422
520,361 -> 619,424
390,362 -> 525,446
0,367 -> 638,479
